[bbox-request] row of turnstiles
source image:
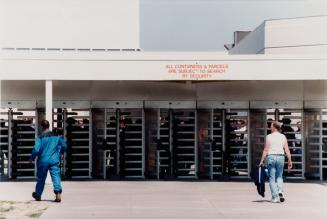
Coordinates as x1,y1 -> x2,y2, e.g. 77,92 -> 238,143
0,101 -> 326,181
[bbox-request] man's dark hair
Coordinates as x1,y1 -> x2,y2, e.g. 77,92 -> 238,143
41,119 -> 50,130
272,121 -> 281,132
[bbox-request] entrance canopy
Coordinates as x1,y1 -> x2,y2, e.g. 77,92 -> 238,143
1,51 -> 326,81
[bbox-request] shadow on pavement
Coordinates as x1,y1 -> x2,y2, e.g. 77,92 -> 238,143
30,199 -> 56,203
316,182 -> 327,186
252,200 -> 271,203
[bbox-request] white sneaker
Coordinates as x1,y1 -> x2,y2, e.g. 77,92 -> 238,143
271,197 -> 280,203
278,191 -> 285,203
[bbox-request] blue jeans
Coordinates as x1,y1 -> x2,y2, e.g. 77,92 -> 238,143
267,155 -> 285,199
35,162 -> 62,197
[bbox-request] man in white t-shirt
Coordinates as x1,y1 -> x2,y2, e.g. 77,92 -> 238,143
259,121 -> 293,203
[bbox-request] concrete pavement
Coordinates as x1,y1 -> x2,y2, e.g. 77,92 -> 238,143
0,181 -> 326,219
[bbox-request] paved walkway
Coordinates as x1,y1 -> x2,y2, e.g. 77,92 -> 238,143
0,181 -> 326,219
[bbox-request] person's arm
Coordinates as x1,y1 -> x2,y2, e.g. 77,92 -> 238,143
284,137 -> 293,169
29,137 -> 41,164
59,137 -> 67,154
259,138 -> 270,166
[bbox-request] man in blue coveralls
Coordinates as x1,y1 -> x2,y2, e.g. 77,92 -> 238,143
29,120 -> 67,202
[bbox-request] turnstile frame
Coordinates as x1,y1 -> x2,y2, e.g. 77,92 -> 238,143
0,109 -> 10,179
92,101 -> 145,179
250,100 -> 305,179
304,103 -> 327,181
145,101 -> 198,179
197,108 -> 225,180
53,101 -> 92,179
198,101 -> 250,179
1,101 -> 39,180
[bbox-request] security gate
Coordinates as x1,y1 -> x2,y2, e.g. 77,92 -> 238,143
197,109 -> 224,179
173,109 -> 197,179
156,109 -> 171,179
99,108 -> 119,179
0,101 -> 44,180
304,103 -> 327,180
145,108 -> 171,179
66,109 -> 91,179
0,109 -> 9,179
250,109 -> 274,172
250,101 -> 304,179
119,109 -> 144,179
10,109 -> 38,179
198,101 -> 249,179
225,109 -> 250,178
54,101 -> 92,179
92,101 -> 145,179
278,109 -> 304,178
0,101 -> 40,180
145,101 -> 197,179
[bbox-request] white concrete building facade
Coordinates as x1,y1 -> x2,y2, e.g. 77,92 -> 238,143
1,1 -> 327,181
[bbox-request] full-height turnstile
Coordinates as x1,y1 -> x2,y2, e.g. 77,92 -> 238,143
0,108 -> 10,179
53,101 -> 92,179
92,101 -> 145,179
0,101 -> 40,180
225,109 -> 250,178
144,106 -> 171,179
304,102 -> 327,180
250,101 -> 305,179
250,109 -> 274,172
145,101 -> 197,179
197,103 -> 224,180
11,109 -> 38,179
92,108 -> 119,179
198,101 -> 250,179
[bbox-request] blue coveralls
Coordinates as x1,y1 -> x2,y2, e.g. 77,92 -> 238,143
30,130 -> 67,198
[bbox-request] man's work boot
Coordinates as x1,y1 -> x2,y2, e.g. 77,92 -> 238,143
54,193 -> 61,203
32,192 -> 41,201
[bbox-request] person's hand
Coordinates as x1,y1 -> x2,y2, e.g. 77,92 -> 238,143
259,160 -> 264,166
28,159 -> 33,165
288,160 -> 293,169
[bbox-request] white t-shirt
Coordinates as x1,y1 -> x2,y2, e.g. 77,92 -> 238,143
266,132 -> 286,155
